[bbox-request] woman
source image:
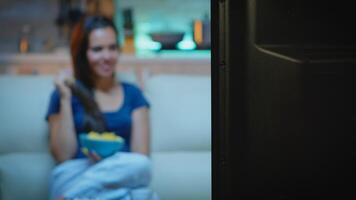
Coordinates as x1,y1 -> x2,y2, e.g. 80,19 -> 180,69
46,15 -> 158,200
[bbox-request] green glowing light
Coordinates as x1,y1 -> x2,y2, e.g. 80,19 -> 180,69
135,34 -> 162,51
177,33 -> 196,50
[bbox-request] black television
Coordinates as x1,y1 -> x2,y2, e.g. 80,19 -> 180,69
213,0 -> 356,199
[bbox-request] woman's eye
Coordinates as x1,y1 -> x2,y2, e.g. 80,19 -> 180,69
91,46 -> 102,52
109,44 -> 118,51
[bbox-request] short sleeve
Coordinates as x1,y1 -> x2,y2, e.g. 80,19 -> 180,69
126,84 -> 150,110
45,89 -> 61,121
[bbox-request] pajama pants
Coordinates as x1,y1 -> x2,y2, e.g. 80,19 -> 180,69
49,152 -> 159,200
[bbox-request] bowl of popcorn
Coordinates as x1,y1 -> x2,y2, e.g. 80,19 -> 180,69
79,131 -> 125,158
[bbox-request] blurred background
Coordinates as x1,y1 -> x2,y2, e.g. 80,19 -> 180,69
0,1 -> 211,200
0,0 -> 211,80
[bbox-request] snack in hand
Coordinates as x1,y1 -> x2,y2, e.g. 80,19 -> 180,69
81,147 -> 90,157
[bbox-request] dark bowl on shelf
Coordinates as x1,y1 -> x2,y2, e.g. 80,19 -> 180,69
149,32 -> 185,50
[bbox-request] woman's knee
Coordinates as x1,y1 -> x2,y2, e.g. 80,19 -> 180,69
124,153 -> 152,185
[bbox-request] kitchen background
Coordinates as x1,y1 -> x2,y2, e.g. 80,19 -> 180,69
0,0 -> 210,80
0,0 -> 210,53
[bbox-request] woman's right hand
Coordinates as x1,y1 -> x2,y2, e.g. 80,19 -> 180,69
54,68 -> 73,100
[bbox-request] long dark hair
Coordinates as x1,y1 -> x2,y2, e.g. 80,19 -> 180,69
68,15 -> 120,132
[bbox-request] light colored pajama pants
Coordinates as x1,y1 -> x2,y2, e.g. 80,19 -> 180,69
50,152 -> 159,200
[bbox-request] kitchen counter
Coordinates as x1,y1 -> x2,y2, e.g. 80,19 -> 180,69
0,50 -> 211,75
136,50 -> 211,59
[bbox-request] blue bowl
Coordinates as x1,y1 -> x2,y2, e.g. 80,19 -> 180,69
79,134 -> 125,158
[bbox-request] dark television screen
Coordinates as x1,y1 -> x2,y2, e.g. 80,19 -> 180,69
214,0 -> 356,199
255,0 -> 356,46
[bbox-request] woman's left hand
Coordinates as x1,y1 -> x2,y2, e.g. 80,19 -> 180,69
88,151 -> 102,162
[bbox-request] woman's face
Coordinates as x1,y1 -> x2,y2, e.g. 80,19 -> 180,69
87,27 -> 118,79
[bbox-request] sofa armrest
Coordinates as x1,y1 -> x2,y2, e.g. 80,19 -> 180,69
0,152 -> 55,200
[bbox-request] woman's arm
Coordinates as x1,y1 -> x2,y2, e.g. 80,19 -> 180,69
130,107 -> 150,156
48,72 -> 77,163
48,98 -> 78,163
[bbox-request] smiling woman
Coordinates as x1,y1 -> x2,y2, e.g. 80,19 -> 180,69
46,15 -> 159,200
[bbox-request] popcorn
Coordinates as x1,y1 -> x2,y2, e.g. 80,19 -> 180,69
87,131 -> 124,142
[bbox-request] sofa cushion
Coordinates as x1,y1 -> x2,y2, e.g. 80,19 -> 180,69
0,76 -> 55,154
145,75 -> 211,152
150,151 -> 211,200
0,152 -> 55,200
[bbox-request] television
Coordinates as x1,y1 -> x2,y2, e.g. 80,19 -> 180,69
213,0 -> 356,199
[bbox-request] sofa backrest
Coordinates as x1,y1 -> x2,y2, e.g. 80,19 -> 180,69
0,73 -> 138,155
145,75 -> 211,152
0,75 -> 54,154
0,73 -> 210,154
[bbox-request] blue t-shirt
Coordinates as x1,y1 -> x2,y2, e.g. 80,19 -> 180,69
45,82 -> 150,159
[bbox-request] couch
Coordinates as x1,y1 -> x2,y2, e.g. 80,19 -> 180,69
0,73 -> 211,200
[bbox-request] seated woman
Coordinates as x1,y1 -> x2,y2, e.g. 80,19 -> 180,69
46,15 -> 159,200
